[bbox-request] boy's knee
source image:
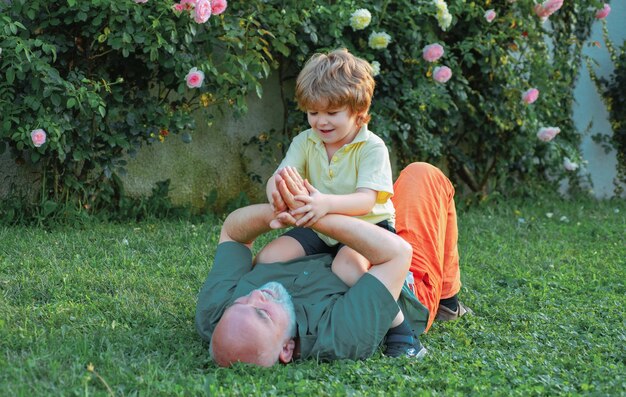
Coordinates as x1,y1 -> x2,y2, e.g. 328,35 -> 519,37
253,248 -> 271,265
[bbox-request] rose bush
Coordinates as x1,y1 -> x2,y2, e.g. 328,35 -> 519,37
0,0 -> 611,221
0,0 -> 273,214
244,0 -> 604,198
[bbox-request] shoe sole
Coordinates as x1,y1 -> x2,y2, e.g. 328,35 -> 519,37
435,302 -> 472,322
412,346 -> 428,360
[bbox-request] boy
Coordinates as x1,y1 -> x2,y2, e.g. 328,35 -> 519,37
256,49 -> 420,357
257,48 -> 394,285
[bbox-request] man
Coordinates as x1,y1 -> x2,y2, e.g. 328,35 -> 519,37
195,163 -> 466,367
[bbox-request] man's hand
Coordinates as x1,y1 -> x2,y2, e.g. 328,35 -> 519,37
268,173 -> 287,214
290,180 -> 330,227
269,166 -> 310,229
276,167 -> 308,209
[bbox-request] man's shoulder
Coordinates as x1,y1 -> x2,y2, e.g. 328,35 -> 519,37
215,240 -> 252,260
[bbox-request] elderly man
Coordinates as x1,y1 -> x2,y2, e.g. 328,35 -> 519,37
195,163 -> 466,367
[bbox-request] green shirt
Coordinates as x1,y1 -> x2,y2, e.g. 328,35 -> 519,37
195,242 -> 429,361
277,126 -> 395,246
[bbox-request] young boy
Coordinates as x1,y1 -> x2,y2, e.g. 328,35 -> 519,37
255,49 -> 421,358
257,48 -> 395,285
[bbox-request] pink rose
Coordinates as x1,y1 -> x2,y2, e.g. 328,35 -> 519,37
484,9 -> 496,23
522,88 -> 539,104
534,0 -> 563,21
537,127 -> 560,142
134,0 -> 148,3
194,0 -> 211,23
31,129 -> 47,147
433,66 -> 452,83
211,0 -> 227,15
172,3 -> 185,13
422,43 -> 444,63
595,4 -> 611,19
185,67 -> 205,88
563,157 -> 578,171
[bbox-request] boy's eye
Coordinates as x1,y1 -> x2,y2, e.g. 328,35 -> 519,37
328,111 -> 338,115
308,111 -> 318,116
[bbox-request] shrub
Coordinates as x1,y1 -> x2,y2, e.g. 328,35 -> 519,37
246,0 -> 605,197
1,0 -> 610,222
0,0 -> 272,212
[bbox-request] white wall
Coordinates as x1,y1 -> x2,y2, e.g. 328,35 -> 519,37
573,1 -> 626,198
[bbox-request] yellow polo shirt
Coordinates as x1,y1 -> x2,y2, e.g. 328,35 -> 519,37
277,125 -> 395,246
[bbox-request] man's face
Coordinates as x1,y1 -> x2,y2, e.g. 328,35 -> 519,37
211,282 -> 297,367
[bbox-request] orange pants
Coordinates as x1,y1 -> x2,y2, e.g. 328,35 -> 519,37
392,163 -> 461,332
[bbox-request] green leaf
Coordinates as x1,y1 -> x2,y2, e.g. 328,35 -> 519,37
41,200 -> 58,217
67,98 -> 76,109
50,94 -> 61,107
6,68 -> 15,84
98,106 -> 106,118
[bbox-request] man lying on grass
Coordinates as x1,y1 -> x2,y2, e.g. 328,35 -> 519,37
195,163 -> 468,367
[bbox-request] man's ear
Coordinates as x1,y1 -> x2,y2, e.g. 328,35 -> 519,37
278,339 -> 296,363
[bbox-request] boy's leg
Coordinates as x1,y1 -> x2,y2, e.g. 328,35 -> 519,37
392,162 -> 463,332
334,247 -> 407,327
254,235 -> 305,264
334,245 -> 426,358
332,245 -> 371,287
254,227 -> 336,264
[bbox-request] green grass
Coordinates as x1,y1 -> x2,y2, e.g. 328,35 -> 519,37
1,197 -> 624,396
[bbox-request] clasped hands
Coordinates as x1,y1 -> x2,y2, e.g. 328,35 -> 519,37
269,167 -> 329,229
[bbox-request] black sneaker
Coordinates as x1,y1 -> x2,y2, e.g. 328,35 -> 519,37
383,334 -> 428,359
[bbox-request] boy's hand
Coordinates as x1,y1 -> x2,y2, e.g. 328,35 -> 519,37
270,167 -> 309,228
279,167 -> 308,203
291,180 -> 330,227
276,167 -> 308,211
269,173 -> 287,213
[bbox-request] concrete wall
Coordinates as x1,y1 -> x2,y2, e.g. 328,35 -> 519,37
0,151 -> 40,200
120,73 -> 285,211
573,1 -> 626,198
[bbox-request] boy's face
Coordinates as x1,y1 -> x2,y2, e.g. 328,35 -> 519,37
307,106 -> 362,150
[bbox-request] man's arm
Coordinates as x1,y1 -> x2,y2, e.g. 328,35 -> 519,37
275,167 -> 377,225
314,213 -> 411,299
220,204 -> 276,248
290,188 -> 377,227
276,176 -> 411,300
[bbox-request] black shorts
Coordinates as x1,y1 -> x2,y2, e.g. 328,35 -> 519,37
283,220 -> 396,256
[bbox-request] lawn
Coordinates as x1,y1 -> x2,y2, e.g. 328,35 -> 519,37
1,196 -> 624,396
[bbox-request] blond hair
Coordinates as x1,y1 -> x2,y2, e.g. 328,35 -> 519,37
295,48 -> 375,126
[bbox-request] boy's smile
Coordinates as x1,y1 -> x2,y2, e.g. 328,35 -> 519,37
307,106 -> 362,152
